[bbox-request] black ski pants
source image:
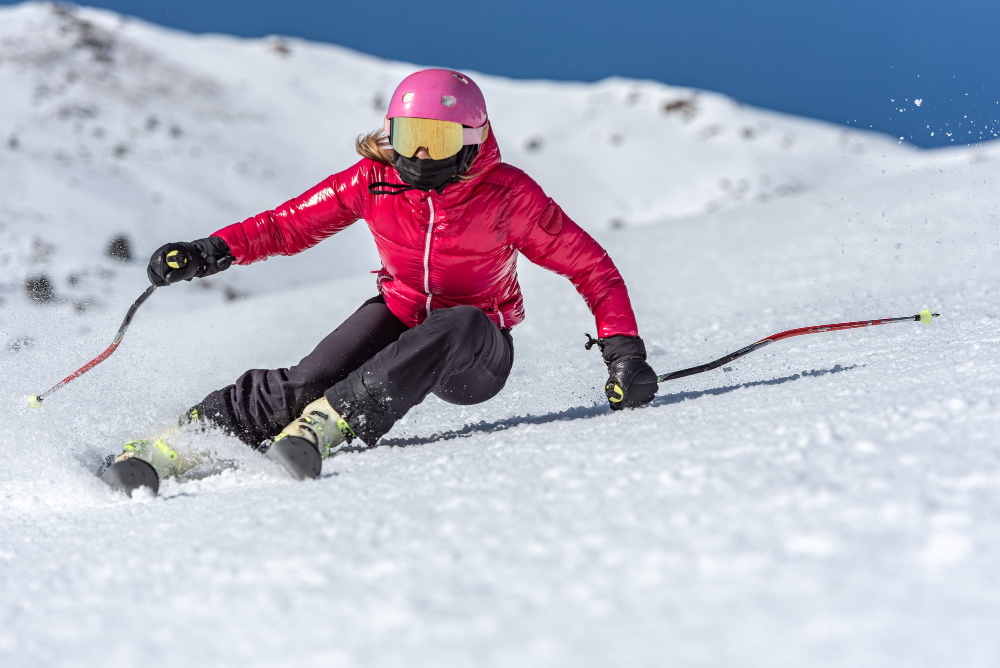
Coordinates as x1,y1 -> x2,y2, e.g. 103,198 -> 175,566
197,295 -> 514,446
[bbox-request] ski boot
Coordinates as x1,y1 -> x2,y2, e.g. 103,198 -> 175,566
99,408 -> 208,496
265,396 -> 355,480
98,435 -> 176,496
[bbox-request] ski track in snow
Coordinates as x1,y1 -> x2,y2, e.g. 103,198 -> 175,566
2,4 -> 1000,667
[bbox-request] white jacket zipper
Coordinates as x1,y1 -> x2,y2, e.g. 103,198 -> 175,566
423,197 -> 435,317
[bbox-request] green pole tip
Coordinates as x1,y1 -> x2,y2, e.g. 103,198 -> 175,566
28,395 -> 43,409
919,308 -> 934,324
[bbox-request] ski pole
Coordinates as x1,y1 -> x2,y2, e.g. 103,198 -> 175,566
656,308 -> 940,383
28,250 -> 189,408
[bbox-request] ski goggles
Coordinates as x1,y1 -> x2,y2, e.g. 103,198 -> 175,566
384,116 -> 489,159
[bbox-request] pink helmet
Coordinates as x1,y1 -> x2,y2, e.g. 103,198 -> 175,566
386,69 -> 488,128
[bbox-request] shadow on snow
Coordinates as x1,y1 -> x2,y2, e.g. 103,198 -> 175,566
378,364 -> 858,448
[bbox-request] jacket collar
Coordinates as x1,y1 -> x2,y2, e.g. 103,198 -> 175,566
400,128 -> 502,205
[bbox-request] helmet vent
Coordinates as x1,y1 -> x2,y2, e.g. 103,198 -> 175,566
401,92 -> 414,103
451,72 -> 469,84
441,95 -> 456,107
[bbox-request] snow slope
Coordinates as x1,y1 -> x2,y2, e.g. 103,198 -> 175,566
2,3 -> 1000,667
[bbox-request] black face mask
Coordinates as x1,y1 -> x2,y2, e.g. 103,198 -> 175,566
392,152 -> 458,192
369,145 -> 481,196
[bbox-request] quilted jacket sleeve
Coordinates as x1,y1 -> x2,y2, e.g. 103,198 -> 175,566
506,173 -> 639,338
211,159 -> 373,265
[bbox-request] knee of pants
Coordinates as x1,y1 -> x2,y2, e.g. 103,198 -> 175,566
433,365 -> 508,405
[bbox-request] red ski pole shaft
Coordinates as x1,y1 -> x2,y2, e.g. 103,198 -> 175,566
27,249 -> 192,408
656,309 -> 940,383
28,284 -> 160,408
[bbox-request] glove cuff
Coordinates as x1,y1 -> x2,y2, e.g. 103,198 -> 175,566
191,236 -> 234,277
596,335 -> 647,366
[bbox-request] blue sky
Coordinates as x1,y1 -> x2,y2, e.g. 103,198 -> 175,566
9,0 -> 998,148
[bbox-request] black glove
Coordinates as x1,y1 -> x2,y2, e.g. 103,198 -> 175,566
147,237 -> 234,287
587,334 -> 659,410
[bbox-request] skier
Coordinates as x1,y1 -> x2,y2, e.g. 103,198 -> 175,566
116,69 -> 658,481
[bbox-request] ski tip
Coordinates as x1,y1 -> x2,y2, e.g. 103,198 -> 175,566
99,457 -> 160,496
264,435 -> 323,480
27,395 -> 43,409
919,308 -> 938,324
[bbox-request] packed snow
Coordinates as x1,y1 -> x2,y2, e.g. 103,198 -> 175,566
1,3 -> 999,666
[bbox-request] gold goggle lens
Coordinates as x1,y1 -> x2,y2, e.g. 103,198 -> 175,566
390,117 -> 466,160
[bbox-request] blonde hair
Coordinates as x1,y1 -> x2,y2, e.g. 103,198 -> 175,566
355,129 -> 393,164
354,127 -> 485,182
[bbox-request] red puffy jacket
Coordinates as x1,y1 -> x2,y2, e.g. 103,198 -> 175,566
212,131 -> 639,338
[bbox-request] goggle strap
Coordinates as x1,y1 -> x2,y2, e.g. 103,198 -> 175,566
463,124 -> 489,145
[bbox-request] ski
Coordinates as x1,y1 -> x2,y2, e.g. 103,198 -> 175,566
97,456 -> 160,497
261,435 -> 323,480
95,433 -> 321,498
656,308 -> 940,383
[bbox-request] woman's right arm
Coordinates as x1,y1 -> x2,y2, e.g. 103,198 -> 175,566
211,159 -> 374,265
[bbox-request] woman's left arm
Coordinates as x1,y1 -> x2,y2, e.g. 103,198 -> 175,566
506,173 -> 638,338
507,173 -> 658,409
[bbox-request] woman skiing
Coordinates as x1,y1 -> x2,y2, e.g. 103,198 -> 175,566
122,69 -> 658,481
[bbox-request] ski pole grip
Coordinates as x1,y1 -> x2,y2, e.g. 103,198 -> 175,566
166,249 -> 189,270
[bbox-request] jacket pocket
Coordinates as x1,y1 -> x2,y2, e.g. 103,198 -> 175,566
373,268 -> 393,293
486,295 -> 507,329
